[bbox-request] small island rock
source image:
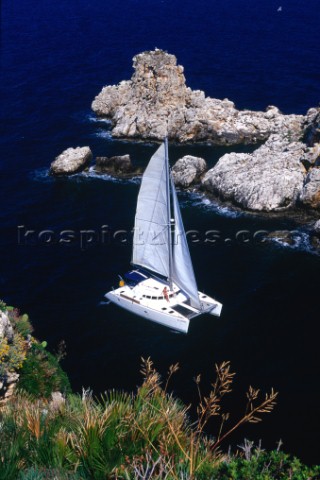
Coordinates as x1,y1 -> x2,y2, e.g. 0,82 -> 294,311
95,155 -> 134,175
50,147 -> 92,176
172,155 -> 207,187
92,50 -> 303,145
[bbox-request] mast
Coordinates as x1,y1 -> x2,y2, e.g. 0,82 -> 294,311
165,137 -> 173,290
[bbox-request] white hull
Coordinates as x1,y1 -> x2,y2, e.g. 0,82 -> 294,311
105,275 -> 222,333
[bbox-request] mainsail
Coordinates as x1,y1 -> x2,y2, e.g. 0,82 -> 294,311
132,140 -> 201,310
132,143 -> 171,278
171,177 -> 201,310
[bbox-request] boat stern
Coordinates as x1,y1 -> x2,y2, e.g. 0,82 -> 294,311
208,300 -> 223,317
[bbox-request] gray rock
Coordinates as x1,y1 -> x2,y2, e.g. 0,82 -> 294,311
0,312 -> 14,342
294,142 -> 320,172
95,155 -> 134,174
312,219 -> 320,233
300,167 -> 320,209
172,155 -> 207,187
92,50 -> 304,145
0,370 -> 19,404
49,391 -> 65,411
50,147 -> 92,176
303,107 -> 320,146
6,371 -> 19,384
201,135 -> 306,212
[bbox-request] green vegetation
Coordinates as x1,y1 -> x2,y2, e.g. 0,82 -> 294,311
1,302 -> 319,479
18,342 -> 71,398
0,301 -> 70,398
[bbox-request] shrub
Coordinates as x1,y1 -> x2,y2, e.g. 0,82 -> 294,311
0,332 -> 27,374
7,332 -> 27,371
18,343 -> 71,398
0,359 -> 319,478
14,313 -> 33,337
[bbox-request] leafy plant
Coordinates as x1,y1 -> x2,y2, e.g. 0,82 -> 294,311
18,343 -> 71,398
14,313 -> 33,338
0,331 -> 27,373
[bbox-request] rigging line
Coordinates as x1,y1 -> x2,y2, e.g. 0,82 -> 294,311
165,137 -> 173,290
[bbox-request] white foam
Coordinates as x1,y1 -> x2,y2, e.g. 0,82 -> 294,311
91,128 -> 113,140
183,191 -> 242,218
30,166 -> 141,185
30,168 -> 53,183
268,231 -> 319,256
86,113 -> 112,125
78,167 -> 141,185
98,300 -> 111,306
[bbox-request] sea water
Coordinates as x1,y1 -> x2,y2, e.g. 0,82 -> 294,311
1,0 -> 320,463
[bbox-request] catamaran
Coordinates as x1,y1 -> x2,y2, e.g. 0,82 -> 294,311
105,139 -> 222,333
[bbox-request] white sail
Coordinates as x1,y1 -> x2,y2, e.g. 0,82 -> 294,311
171,177 -> 201,309
132,143 -> 170,278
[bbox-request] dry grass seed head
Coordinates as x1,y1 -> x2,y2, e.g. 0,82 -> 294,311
247,388 -> 278,424
213,361 -> 235,396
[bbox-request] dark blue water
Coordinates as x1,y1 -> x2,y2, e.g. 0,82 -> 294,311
1,0 -> 320,464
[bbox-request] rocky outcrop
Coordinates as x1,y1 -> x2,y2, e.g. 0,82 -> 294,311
0,371 -> 19,405
94,154 -> 136,175
0,311 -> 18,404
50,147 -> 92,176
300,168 -> 320,208
92,50 -> 304,145
172,155 -> 207,187
0,311 -> 14,342
201,135 -> 308,212
199,110 -> 320,212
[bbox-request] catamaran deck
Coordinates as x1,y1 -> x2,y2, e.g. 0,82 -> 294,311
106,275 -> 222,333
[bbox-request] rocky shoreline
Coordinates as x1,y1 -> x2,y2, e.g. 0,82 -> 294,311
50,49 -> 320,221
